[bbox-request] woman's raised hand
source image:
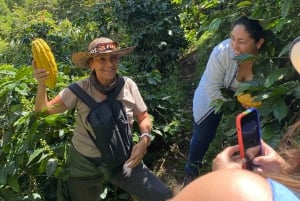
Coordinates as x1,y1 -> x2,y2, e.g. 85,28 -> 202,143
32,60 -> 49,85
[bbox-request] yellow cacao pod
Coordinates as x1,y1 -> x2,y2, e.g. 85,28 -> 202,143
32,38 -> 58,89
237,93 -> 262,108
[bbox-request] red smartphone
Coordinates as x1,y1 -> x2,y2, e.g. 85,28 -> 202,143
236,108 -> 263,170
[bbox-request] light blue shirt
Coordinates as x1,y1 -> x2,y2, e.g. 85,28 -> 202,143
267,178 -> 300,201
193,39 -> 240,124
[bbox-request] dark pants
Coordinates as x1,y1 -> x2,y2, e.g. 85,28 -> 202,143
185,111 -> 223,177
57,145 -> 172,201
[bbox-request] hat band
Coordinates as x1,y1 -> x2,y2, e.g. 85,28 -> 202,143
89,42 -> 119,53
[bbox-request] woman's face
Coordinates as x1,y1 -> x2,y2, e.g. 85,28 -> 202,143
230,24 -> 264,56
89,54 -> 119,85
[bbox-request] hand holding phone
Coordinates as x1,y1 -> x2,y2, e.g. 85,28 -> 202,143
236,108 -> 263,170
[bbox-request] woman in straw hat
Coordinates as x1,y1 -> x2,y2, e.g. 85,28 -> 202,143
33,37 -> 172,201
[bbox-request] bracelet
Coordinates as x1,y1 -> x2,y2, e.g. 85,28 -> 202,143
140,133 -> 152,146
140,133 -> 152,140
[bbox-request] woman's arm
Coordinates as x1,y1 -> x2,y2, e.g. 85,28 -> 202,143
125,111 -> 152,168
33,67 -> 68,114
203,49 -> 228,100
137,111 -> 152,146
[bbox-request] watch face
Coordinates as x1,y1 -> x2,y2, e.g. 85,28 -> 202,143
290,37 -> 300,74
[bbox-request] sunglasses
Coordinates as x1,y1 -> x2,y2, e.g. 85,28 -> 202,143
89,42 -> 119,53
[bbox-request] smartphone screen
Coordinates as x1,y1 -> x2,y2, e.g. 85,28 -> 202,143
236,108 -> 262,170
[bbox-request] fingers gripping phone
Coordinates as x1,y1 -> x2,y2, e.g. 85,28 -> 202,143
236,108 -> 263,170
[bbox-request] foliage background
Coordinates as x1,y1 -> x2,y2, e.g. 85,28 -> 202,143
1,0 -> 300,200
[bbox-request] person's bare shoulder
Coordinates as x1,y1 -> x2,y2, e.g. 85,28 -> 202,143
170,169 -> 272,201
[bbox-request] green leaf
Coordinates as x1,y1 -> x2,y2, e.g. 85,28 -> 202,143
44,114 -> 61,125
14,66 -> 32,81
0,188 -> 19,201
147,77 -> 158,85
236,1 -> 253,7
236,80 -> 263,95
209,18 -> 221,32
0,165 -> 7,185
13,112 -> 31,127
14,83 -> 29,96
258,99 -> 274,116
16,142 -> 29,155
37,153 -> 49,164
293,86 -> 300,98
210,99 -> 224,113
281,0 -> 292,18
264,68 -> 288,87
261,125 -> 276,140
271,18 -> 286,33
0,83 -> 10,97
6,161 -> 16,175
233,53 -> 255,62
152,128 -> 162,136
272,98 -> 288,122
278,43 -> 291,57
268,87 -> 288,97
7,175 -> 19,193
27,148 -> 44,166
198,31 -> 214,45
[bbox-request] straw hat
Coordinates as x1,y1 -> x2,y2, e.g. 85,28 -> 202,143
290,36 -> 300,74
72,37 -> 135,68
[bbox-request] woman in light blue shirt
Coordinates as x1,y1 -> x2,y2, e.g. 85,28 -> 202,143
184,16 -> 265,185
172,141 -> 300,201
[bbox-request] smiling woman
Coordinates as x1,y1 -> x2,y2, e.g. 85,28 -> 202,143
89,54 -> 119,85
32,37 -> 172,201
183,16 -> 266,186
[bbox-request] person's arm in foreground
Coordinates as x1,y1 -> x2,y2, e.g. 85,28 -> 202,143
125,111 -> 152,168
171,169 -> 273,201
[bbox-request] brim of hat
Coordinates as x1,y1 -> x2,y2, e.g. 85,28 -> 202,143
72,46 -> 135,68
290,37 -> 300,74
